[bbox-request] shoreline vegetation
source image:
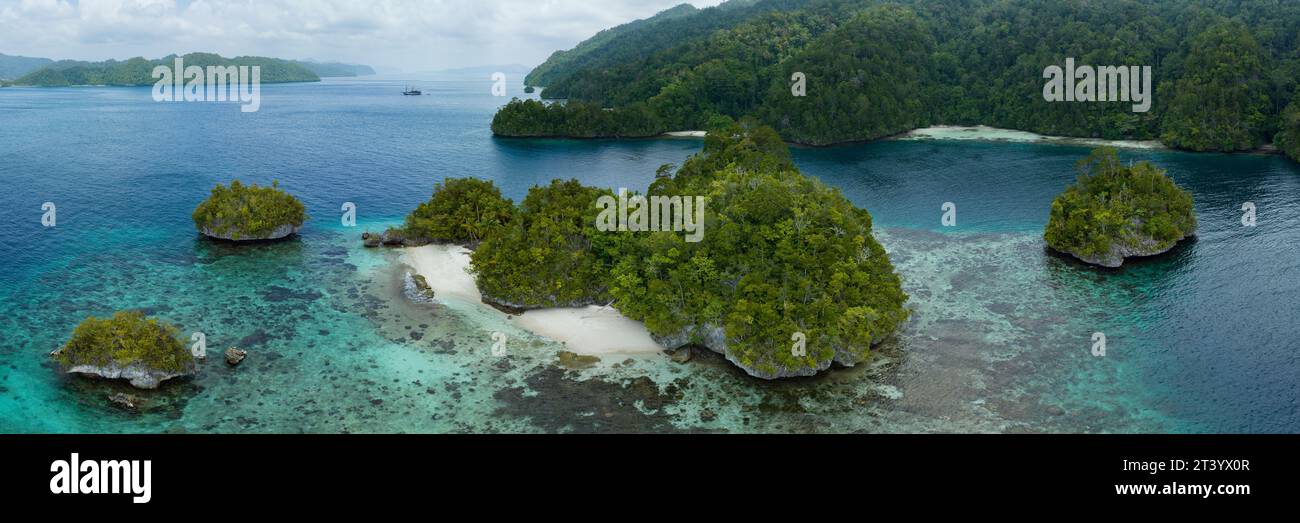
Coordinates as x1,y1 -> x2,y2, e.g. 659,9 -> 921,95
382,122 -> 910,378
496,0 -> 1300,163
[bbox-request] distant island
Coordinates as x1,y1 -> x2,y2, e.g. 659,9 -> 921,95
1045,148 -> 1197,268
497,0 -> 1300,163
0,52 -> 53,80
294,60 -> 376,77
7,52 -> 374,87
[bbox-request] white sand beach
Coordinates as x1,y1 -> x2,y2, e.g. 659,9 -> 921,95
663,130 -> 707,138
401,244 -> 664,356
898,125 -> 1165,150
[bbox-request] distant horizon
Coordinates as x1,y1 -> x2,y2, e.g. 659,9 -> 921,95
0,50 -> 533,75
0,0 -> 725,71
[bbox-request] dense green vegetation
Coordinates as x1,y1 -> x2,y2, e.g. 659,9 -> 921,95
445,122 -> 908,377
491,99 -> 663,138
0,52 -> 52,80
1159,21 -> 1271,151
403,178 -> 514,244
1044,148 -> 1196,267
1277,101 -> 1300,162
192,180 -> 307,241
610,123 -> 908,376
14,52 -> 319,86
757,5 -> 933,144
500,0 -> 1300,152
56,311 -> 193,374
524,3 -> 701,88
469,180 -> 620,308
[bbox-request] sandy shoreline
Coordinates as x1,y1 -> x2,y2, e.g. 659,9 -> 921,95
897,125 -> 1165,149
663,126 -> 1170,149
400,244 -> 664,356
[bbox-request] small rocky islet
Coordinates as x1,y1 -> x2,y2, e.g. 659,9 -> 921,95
1044,147 -> 1198,268
52,311 -> 197,390
192,179 -> 308,241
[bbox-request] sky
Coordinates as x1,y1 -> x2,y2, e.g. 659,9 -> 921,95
0,0 -> 725,71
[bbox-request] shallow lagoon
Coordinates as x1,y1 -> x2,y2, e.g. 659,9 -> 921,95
1,77 -> 1296,433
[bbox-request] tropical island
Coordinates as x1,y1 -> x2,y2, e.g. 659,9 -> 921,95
192,180 -> 307,241
10,52 -> 325,86
495,0 -> 1300,163
52,311 -> 196,389
1044,148 -> 1197,268
393,121 -> 910,378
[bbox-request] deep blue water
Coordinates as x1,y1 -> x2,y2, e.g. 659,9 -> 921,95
1,76 -> 1296,433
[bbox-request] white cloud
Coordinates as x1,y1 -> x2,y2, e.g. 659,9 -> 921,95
0,0 -> 724,70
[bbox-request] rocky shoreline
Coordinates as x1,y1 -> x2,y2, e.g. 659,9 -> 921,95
201,223 -> 301,242
58,358 -> 196,389
1052,231 -> 1193,268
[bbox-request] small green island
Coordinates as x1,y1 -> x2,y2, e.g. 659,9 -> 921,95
52,311 -> 196,389
1044,148 -> 1197,268
397,122 -> 910,379
193,180 -> 307,241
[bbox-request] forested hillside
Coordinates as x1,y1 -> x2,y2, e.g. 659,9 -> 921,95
0,53 -> 52,80
524,3 -> 703,88
14,53 -> 320,86
498,0 -> 1300,160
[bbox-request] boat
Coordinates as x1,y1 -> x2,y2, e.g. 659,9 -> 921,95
402,86 -> 423,96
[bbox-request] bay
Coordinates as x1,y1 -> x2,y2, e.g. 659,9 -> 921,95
0,76 -> 1295,433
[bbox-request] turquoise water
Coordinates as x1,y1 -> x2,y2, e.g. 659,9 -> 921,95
1,77 -> 1296,433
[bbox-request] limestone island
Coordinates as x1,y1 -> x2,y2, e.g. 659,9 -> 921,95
192,180 -> 307,241
52,311 -> 196,389
387,122 -> 911,379
1045,148 -> 1197,268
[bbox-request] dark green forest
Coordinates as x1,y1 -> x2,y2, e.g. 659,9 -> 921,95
496,0 -> 1300,161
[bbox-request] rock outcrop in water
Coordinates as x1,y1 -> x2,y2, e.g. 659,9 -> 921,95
362,227 -> 432,248
1045,148 -> 1197,268
192,180 -> 307,241
53,311 -> 196,389
224,347 -> 247,366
